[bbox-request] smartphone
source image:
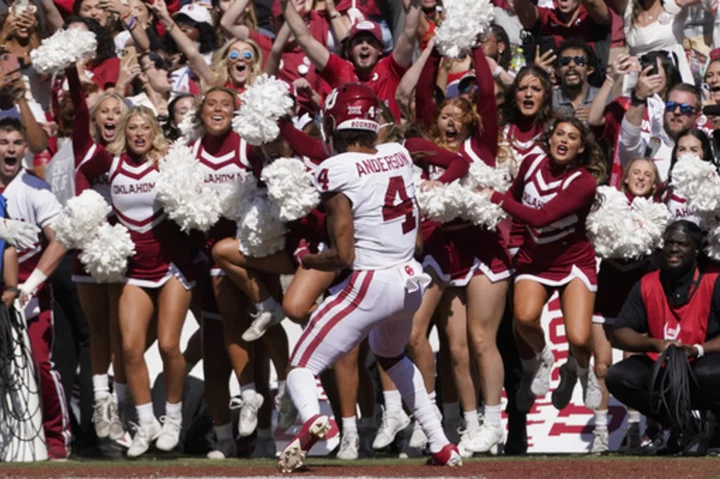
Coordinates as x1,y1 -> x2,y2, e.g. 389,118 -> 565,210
120,46 -> 139,69
12,0 -> 31,15
0,53 -> 20,74
640,55 -> 659,76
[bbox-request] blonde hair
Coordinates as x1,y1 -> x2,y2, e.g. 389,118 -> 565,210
90,92 -> 128,141
207,38 -> 264,90
106,106 -> 169,163
620,157 -> 660,196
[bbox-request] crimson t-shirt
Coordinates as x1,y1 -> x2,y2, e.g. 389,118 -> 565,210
321,54 -> 408,120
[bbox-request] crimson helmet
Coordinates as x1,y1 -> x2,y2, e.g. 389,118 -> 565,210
322,83 -> 381,139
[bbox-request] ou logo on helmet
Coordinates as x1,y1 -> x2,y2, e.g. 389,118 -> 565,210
325,88 -> 340,110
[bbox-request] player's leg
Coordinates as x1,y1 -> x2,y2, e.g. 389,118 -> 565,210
26,287 -> 72,459
590,322 -> 613,454
335,344 -> 362,460
282,267 -> 337,324
465,275 -> 508,453
559,279 -> 600,410
512,279 -> 550,410
118,284 -> 158,457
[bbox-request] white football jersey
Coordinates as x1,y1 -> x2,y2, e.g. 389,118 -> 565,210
314,142 -> 418,270
3,169 -> 61,264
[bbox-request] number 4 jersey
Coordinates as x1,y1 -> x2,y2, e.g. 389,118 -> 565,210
314,142 -> 418,270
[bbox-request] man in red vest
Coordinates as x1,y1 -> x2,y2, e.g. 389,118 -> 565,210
607,220 -> 720,451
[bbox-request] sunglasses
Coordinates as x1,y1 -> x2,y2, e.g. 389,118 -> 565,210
228,50 -> 254,62
559,55 -> 588,67
665,101 -> 697,116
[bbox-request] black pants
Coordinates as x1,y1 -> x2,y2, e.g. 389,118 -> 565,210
606,353 -> 720,423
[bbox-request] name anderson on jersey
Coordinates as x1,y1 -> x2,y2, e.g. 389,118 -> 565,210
356,151 -> 411,178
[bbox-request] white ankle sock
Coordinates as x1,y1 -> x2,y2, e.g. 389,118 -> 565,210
463,409 -> 480,429
93,374 -> 110,400
386,357 -> 448,454
342,416 -> 358,435
484,404 -> 502,426
166,401 -> 182,418
215,422 -> 233,442
241,383 -> 257,402
136,402 -> 155,424
287,368 -> 320,423
428,390 -> 437,405
595,409 -> 608,430
383,389 -> 402,412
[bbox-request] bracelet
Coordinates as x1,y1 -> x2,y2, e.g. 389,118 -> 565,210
4,286 -> 19,296
694,344 -> 705,358
125,16 -> 136,30
329,12 -> 341,19
630,90 -> 647,106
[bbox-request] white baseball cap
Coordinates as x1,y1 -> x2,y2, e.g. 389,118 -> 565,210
173,3 -> 214,27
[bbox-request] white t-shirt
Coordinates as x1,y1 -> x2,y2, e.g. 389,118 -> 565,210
313,142 -> 418,270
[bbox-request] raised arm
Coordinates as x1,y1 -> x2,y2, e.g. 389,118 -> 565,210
583,0 -> 611,25
282,0 -> 330,71
266,22 -> 292,76
9,77 -> 48,153
279,118 -> 328,161
414,46 -> 441,130
39,0 -> 64,34
150,0 -> 214,85
396,38 -> 434,116
589,54 -> 630,127
219,0 -> 252,40
67,66 -> 94,160
473,46 -> 498,158
514,0 -> 539,30
490,172 -> 596,227
99,0 -> 151,51
392,0 -> 421,68
326,0 -> 352,44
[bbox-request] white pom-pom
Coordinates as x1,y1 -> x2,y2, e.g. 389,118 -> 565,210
177,109 -> 204,145
53,190 -> 111,249
461,191 -> 508,230
705,218 -> 720,261
586,186 -> 670,259
434,0 -> 494,58
462,162 -> 511,193
30,29 -> 97,75
670,154 -> 720,218
236,189 -> 287,257
155,145 -> 223,232
261,158 -> 320,222
79,223 -> 136,283
233,74 -> 293,146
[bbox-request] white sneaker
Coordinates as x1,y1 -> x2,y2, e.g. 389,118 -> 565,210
251,436 -> 277,458
372,408 -> 410,450
277,394 -> 298,431
93,395 -> 114,439
464,422 -> 504,454
590,428 -> 609,454
127,419 -> 161,458
580,368 -> 602,410
242,308 -> 284,342
155,414 -> 182,451
337,431 -> 359,460
531,347 -> 554,397
231,393 -> 264,437
457,425 -> 479,458
207,438 -> 237,459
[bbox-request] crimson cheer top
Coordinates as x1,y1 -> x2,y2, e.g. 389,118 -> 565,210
614,267 -> 720,360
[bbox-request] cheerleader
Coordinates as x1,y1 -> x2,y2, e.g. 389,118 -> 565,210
67,62 -> 129,443
660,128 -> 716,225
76,106 -> 193,458
388,44 -> 511,455
483,117 -> 607,412
555,157 -> 662,454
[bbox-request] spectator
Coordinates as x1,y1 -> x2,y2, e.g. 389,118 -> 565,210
552,39 -> 600,122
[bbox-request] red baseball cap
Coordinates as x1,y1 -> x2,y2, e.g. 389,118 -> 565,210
348,21 -> 384,47
711,48 -> 720,62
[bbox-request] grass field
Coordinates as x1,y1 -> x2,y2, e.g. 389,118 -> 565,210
1,455 -> 720,478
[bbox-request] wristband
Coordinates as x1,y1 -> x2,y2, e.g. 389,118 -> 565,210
493,65 -> 504,79
694,344 -> 705,358
20,269 -> 47,295
631,91 -> 647,105
125,16 -> 136,30
4,286 -> 19,296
